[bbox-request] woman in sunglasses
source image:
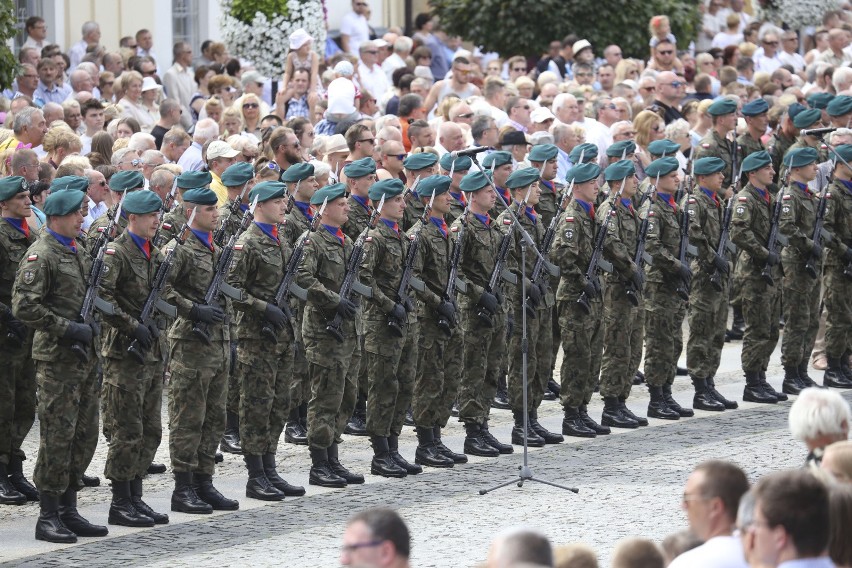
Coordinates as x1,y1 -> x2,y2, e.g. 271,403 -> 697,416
236,93 -> 263,139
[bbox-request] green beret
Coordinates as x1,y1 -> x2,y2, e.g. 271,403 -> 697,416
403,152 -> 439,171
606,140 -> 636,158
439,153 -> 472,172
647,139 -> 680,157
311,183 -> 347,205
109,170 -> 145,192
505,167 -> 541,189
249,181 -> 287,203
787,102 -> 806,119
793,108 -> 821,129
807,92 -> 835,110
182,187 -> 218,205
741,98 -> 769,116
644,156 -> 680,178
122,190 -> 163,215
831,144 -> 852,164
567,162 -> 601,184
707,98 -> 737,116
280,162 -> 315,183
42,188 -> 85,216
368,178 -> 405,201
528,144 -> 558,162
220,162 -> 254,187
49,176 -> 88,194
568,143 -> 598,164
604,160 -> 635,182
459,171 -> 490,192
482,151 -> 513,169
176,170 -> 212,190
693,157 -> 727,176
741,150 -> 771,173
416,175 -> 451,198
343,157 -> 377,179
783,147 -> 818,168
827,95 -> 852,117
0,176 -> 27,201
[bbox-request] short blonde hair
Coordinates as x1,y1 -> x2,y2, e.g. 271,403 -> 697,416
553,543 -> 599,568
42,126 -> 82,153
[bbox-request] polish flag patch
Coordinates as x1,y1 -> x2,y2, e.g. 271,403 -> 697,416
565,216 -> 574,223
105,248 -> 115,255
162,223 -> 172,230
234,244 -> 243,250
503,218 -> 512,225
27,254 -> 38,261
738,196 -> 748,202
783,195 -> 792,200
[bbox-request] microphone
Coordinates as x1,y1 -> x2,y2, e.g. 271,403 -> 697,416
449,146 -> 491,157
801,127 -> 837,137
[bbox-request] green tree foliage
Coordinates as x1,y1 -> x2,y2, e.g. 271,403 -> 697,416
429,0 -> 701,59
229,0 -> 290,23
0,0 -> 18,90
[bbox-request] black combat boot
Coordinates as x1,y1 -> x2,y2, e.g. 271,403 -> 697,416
579,405 -> 610,434
511,410 -> 546,447
601,397 -> 639,429
824,357 -> 852,389
370,436 -> 407,478
6,456 -> 38,501
633,370 -> 645,385
0,463 -> 26,505
414,427 -> 454,468
726,306 -> 745,340
691,377 -> 725,411
433,426 -> 467,463
328,442 -> 365,484
80,473 -> 100,487
761,371 -> 787,401
619,397 -> 648,426
647,386 -> 680,420
529,409 -> 564,443
244,455 -> 285,501
663,384 -> 694,417
308,447 -> 347,488
35,494 -> 77,543
146,463 -> 167,474
262,453 -> 305,496
782,365 -> 804,395
797,363 -> 819,388
561,407 -> 596,438
706,375 -> 738,409
744,371 -> 778,403
841,352 -> 852,382
388,435 -> 422,474
193,473 -> 239,510
59,488 -> 108,536
284,406 -> 308,445
481,421 -> 514,453
492,376 -> 511,410
130,478 -> 168,524
108,480 -> 155,527
220,411 -> 242,454
344,395 -> 368,436
463,423 -> 500,457
171,471 -> 212,514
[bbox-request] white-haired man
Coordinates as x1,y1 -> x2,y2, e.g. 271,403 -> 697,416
789,387 -> 851,468
177,118 -> 219,172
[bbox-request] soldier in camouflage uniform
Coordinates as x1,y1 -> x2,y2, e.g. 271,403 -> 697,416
738,99 -> 769,159
641,157 -> 695,421
155,171 -> 212,248
227,181 -> 307,501
441,154 -> 470,225
401,152 -> 438,231
826,95 -> 852,129
694,99 -> 738,193
13,190 -> 107,543
597,160 -> 648,430
0,177 -> 39,506
408,175 -> 466,468
767,103 -> 804,189
98,190 -> 170,527
778,109 -> 828,183
162,186 -> 239,514
809,92 -> 835,126
452,170 -> 514,457
296,183 -> 364,488
730,151 -> 787,403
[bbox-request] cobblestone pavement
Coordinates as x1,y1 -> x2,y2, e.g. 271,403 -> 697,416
1,325 -> 849,568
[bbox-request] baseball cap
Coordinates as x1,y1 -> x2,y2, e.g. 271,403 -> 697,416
206,140 -> 240,160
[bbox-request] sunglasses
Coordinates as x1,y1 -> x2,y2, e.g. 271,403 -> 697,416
388,153 -> 406,160
243,102 -> 259,109
141,70 -> 156,76
658,50 -> 674,55
668,81 -> 685,88
358,138 -> 375,144
122,159 -> 142,167
515,105 -> 530,110
265,161 -> 281,172
91,180 -> 107,186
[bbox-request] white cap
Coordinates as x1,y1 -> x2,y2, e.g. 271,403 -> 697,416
141,76 -> 161,92
333,60 -> 355,77
572,39 -> 592,54
531,107 -> 556,123
326,77 -> 356,116
206,140 -> 240,160
289,28 -> 312,50
324,134 -> 348,154
241,70 -> 269,86
372,38 -> 389,48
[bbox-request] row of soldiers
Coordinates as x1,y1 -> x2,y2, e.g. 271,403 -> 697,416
1,94 -> 852,543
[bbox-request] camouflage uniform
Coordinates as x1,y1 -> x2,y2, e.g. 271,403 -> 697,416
156,202 -> 187,248
86,206 -> 128,256
737,131 -> 766,160
446,192 -> 467,225
767,131 -> 796,189
821,179 -> 852,363
695,131 -> 736,188
536,179 -> 564,385
98,230 -> 165,482
12,233 -> 99,496
779,141 -> 829,186
402,197 -> 425,232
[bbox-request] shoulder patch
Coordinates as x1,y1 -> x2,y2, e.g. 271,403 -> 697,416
688,197 -> 697,204
97,227 -> 105,233
451,226 -> 459,233
503,218 -> 512,225
365,236 -> 373,242
22,269 -> 35,284
27,254 -> 38,261
162,223 -> 172,230
782,195 -> 792,200
565,216 -> 574,223
409,234 -> 416,241
702,143 -> 710,148
738,196 -> 748,202
826,192 -> 832,198
648,211 -> 655,217
105,248 -> 115,255
234,244 -> 244,250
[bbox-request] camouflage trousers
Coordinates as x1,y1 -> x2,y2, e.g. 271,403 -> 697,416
102,356 -> 163,481
33,356 -> 99,496
823,268 -> 852,359
781,269 -> 821,367
287,320 -> 311,414
643,281 -> 686,388
364,319 -> 417,437
226,339 -> 239,415
237,334 -> 293,456
304,332 -> 358,449
558,296 -> 603,408
599,281 -> 644,399
534,302 -> 555,389
167,339 -> 229,475
0,339 -> 36,466
458,306 -> 506,425
739,276 -> 781,372
686,272 -> 728,379
412,319 -> 462,428
508,303 -> 549,411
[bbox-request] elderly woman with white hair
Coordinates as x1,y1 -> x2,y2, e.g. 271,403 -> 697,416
665,118 -> 692,172
789,387 -> 851,468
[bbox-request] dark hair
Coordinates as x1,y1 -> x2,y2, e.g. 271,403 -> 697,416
829,484 -> 852,567
398,94 -> 423,117
194,65 -> 211,84
392,67 -> 414,88
412,46 -> 432,61
225,58 -> 241,77
754,470 -> 829,557
722,45 -> 740,66
80,98 -> 105,117
414,12 -> 432,31
91,131 -> 115,162
694,461 -> 750,522
28,181 -> 50,200
348,508 -> 410,558
261,114 -> 283,127
25,16 -> 44,33
287,116 -> 312,140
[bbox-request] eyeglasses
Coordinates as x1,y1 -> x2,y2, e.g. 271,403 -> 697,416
122,159 -> 142,167
91,180 -> 107,187
141,69 -> 156,76
242,102 -> 259,109
364,50 -> 378,55
640,86 -> 656,92
243,154 -> 258,160
341,540 -> 384,553
763,40 -> 779,46
512,67 -> 527,73
604,103 -> 617,110
668,81 -> 685,88
514,105 -> 530,110
457,112 -> 474,119
657,50 -> 674,55
358,138 -> 375,144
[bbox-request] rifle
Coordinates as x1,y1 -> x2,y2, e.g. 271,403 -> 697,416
89,198 -> 125,260
576,179 -> 622,314
261,198 -> 328,343
191,198 -> 254,344
675,181 -> 700,301
761,186 -> 790,286
388,190 -> 430,337
530,180 -> 572,295
709,163 -> 742,292
674,154 -> 694,203
626,174 -> 659,306
213,182 -> 251,246
127,208 -> 196,363
150,177 -> 179,248
325,195 -> 383,342
438,202 -> 470,336
804,178 -> 834,279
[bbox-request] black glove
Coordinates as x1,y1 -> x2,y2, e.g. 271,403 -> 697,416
712,253 -> 730,274
64,321 -> 93,345
437,300 -> 456,323
766,251 -> 780,266
536,281 -> 549,300
90,320 -> 101,337
190,303 -> 225,324
631,269 -> 645,291
478,291 -> 498,314
147,322 -> 160,339
264,303 -> 286,327
677,261 -> 693,283
403,296 -> 416,313
582,279 -> 597,299
527,280 -> 541,308
336,297 -> 357,319
390,303 -> 407,322
1,308 -> 27,339
811,242 -> 823,259
132,323 -> 153,349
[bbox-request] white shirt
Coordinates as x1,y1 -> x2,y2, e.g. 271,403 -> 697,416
83,198 -> 108,231
340,12 -> 370,54
357,61 -> 390,99
755,53 -> 782,74
698,12 -> 721,53
778,50 -> 806,73
667,536 -> 749,568
68,39 -> 88,71
712,31 -> 743,50
382,53 -> 407,83
22,36 -> 45,51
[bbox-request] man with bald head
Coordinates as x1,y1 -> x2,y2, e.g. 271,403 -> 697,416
436,121 -> 465,156
68,69 -> 95,98
650,71 -> 686,124
377,140 -> 406,181
819,28 -> 850,68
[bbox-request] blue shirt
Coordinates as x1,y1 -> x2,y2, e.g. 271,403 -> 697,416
254,221 -> 279,243
294,201 -> 313,222
380,218 -> 399,234
190,228 -> 214,250
128,230 -> 151,259
46,228 -> 77,253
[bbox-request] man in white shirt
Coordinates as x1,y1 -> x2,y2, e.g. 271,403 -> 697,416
177,118 -> 219,173
83,168 -> 111,231
778,31 -> 806,75
357,41 -> 390,101
668,460 -> 750,568
68,21 -> 100,71
22,16 -> 47,51
383,36 -> 412,83
340,0 -> 371,55
755,30 -> 783,74
135,29 -> 161,75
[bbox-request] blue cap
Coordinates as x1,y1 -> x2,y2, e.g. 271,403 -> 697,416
459,171 -> 490,192
417,175 -> 451,198
403,152 -> 439,171
783,147 -> 818,168
50,175 -> 89,193
603,160 -> 635,182
644,156 -> 680,178
505,167 -> 541,189
568,143 -> 598,164
176,170 -> 212,190
693,157 -> 727,176
368,179 -> 405,201
43,189 -> 85,216
343,157 -> 377,179
528,144 -> 558,162
482,151 -> 513,169
280,162 -> 315,183
606,140 -> 636,158
807,92 -> 835,110
249,181 -> 288,203
708,98 -> 737,116
827,95 -> 852,117
183,187 -> 218,205
109,170 -> 145,192
0,176 -> 27,201
831,144 -> 852,164
741,98 -> 769,117
647,139 -> 680,157
793,108 -> 821,129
